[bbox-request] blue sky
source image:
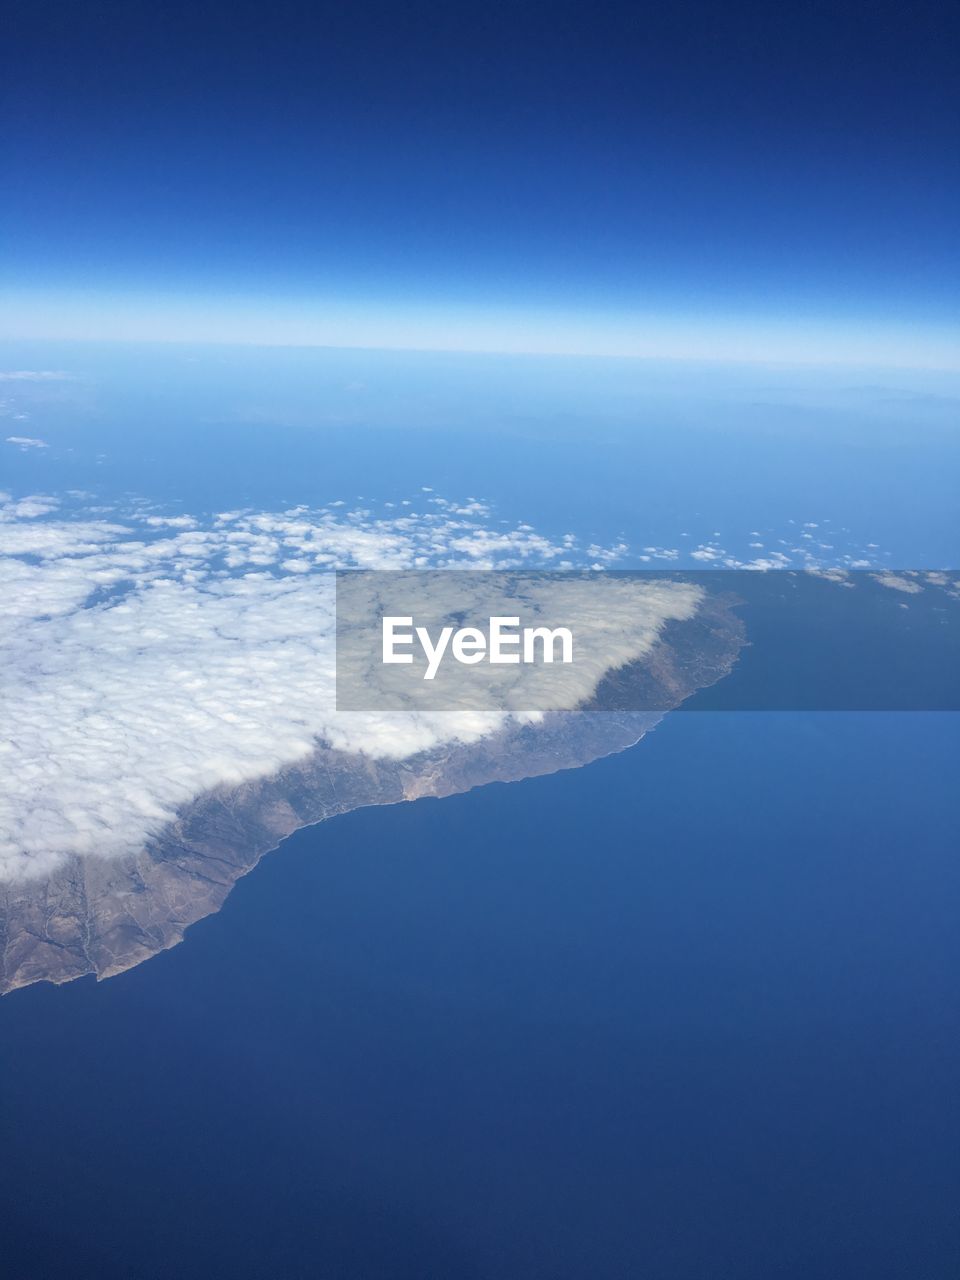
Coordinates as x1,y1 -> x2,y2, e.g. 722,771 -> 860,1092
4,0 -> 959,364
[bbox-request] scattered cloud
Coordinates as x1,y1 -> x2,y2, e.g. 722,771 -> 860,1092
872,571 -> 923,594
0,493 -> 60,519
0,492 -> 640,883
5,435 -> 49,450
0,488 -> 920,884
142,514 -> 198,529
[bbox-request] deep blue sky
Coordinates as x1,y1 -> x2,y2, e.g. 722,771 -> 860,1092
4,1 -> 959,357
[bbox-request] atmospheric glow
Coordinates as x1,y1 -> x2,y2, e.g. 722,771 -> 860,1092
4,289 -> 959,370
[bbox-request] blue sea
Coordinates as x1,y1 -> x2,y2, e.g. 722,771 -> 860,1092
3,341 -> 960,567
2,712 -> 957,1278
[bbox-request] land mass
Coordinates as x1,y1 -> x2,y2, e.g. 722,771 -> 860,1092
0,594 -> 744,995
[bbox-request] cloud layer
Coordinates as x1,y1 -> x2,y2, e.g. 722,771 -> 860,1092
0,493 -> 653,882
3,488 -> 933,884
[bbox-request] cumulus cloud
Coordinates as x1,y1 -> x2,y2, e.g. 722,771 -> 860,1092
0,493 -> 61,520
142,514 -> 198,528
5,435 -> 49,450
872,571 -> 923,595
0,488 -> 911,884
0,492 -> 653,883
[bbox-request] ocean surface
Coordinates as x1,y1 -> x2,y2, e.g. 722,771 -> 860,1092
3,341 -> 960,568
2,711 -> 957,1279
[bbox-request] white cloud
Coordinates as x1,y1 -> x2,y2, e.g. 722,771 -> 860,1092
0,493 -> 60,519
5,435 -> 49,450
872,572 -> 923,595
1,492 -> 667,884
0,490 -> 902,884
142,514 -> 198,528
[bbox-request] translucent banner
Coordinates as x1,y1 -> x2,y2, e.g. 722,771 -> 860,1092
335,570 -> 960,713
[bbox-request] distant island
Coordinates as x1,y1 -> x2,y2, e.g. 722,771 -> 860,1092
0,594 -> 744,995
